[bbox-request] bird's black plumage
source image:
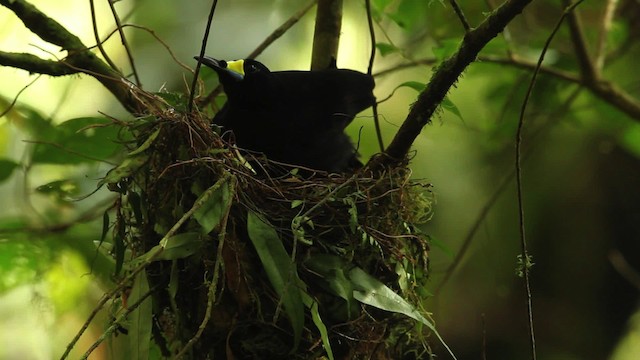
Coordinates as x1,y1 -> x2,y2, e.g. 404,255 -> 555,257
195,56 -> 375,173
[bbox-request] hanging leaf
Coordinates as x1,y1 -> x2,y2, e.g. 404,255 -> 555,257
301,292 -> 334,360
348,267 -> 457,359
247,211 -> 304,352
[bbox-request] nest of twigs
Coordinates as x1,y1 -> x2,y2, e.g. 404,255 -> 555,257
107,101 -> 436,359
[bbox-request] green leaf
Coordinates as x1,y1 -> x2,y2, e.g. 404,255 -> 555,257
348,267 -> 457,359
193,181 -> 231,234
398,81 -> 426,93
386,0 -> 428,30
302,293 -> 334,360
35,179 -> 79,201
291,199 -> 304,209
129,270 -> 152,360
304,254 -> 358,318
99,154 -> 149,187
31,117 -> 121,164
375,42 -> 399,56
142,232 -> 202,262
0,159 -> 19,183
128,127 -> 161,156
247,212 -> 304,351
159,232 -> 202,260
441,96 -> 465,124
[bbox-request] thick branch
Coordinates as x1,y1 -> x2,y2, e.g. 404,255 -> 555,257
0,0 -> 147,114
0,51 -> 78,75
379,0 -> 533,164
310,0 -> 342,70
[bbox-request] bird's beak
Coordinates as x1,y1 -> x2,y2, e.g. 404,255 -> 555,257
195,56 -> 245,82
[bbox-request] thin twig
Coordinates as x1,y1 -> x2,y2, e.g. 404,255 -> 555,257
108,0 -> 141,87
89,0 -> 119,72
0,74 -> 41,117
365,0 -> 384,152
198,0 -> 317,107
449,0 -> 471,32
514,2 -> 583,359
595,0 -> 619,72
189,0 -> 219,112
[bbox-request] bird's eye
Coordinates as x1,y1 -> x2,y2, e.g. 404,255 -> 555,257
247,64 -> 258,73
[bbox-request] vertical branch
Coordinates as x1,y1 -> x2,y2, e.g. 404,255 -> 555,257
310,0 -> 343,70
514,2 -> 583,359
108,0 -> 141,87
563,0 -> 597,82
189,0 -> 219,112
365,0 -> 384,152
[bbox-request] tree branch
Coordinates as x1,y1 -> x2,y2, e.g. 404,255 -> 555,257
310,0 -> 343,70
0,0 -> 148,114
562,0 -> 598,82
376,0 -> 533,165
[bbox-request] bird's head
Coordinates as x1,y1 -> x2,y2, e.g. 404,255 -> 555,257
195,56 -> 270,87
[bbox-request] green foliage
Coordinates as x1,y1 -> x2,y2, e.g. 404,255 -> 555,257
247,211 -> 305,352
0,159 -> 18,182
31,117 -> 121,164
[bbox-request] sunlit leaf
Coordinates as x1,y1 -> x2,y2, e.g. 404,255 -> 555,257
247,212 -> 304,351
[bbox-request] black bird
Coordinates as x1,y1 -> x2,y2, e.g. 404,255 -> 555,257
195,56 -> 376,173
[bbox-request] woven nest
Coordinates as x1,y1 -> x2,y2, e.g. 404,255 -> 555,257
110,103 -> 435,359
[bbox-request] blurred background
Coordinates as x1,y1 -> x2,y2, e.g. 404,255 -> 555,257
1,0 -> 639,359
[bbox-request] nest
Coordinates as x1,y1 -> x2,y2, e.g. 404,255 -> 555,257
108,103 -> 435,359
